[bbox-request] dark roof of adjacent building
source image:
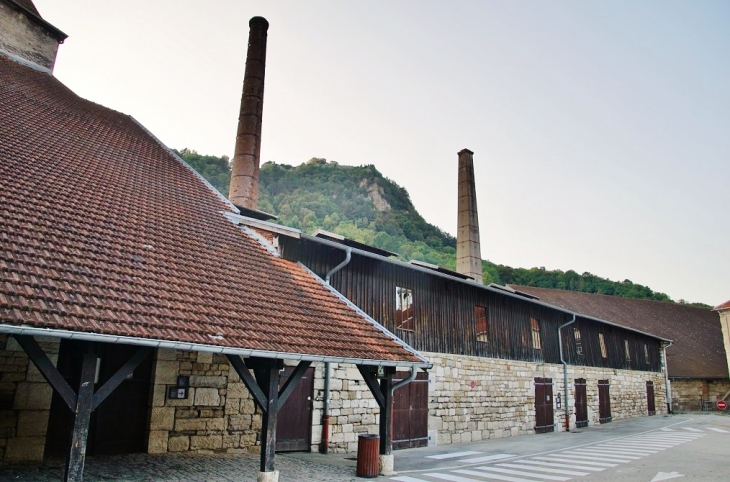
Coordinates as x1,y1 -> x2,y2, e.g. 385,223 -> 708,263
0,53 -> 428,367
510,285 -> 728,379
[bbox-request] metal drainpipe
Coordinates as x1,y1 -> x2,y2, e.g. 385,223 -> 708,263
558,314 -> 576,432
662,341 -> 673,414
391,366 -> 418,394
321,247 -> 352,454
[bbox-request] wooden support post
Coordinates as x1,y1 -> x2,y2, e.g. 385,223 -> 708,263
64,344 -> 97,482
379,367 -> 395,456
259,359 -> 280,473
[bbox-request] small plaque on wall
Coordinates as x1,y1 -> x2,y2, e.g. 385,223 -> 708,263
167,386 -> 188,400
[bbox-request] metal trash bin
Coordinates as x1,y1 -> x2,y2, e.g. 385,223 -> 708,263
356,434 -> 380,478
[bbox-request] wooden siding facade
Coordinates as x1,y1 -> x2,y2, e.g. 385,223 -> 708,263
280,237 -> 662,372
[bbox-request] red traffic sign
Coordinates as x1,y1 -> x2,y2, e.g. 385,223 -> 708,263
717,400 -> 727,411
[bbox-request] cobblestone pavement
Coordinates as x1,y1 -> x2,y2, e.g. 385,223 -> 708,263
0,452 -> 388,481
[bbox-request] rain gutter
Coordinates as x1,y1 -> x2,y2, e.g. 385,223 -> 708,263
558,314 -> 576,432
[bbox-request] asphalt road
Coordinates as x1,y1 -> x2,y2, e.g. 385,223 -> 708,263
388,413 -> 730,482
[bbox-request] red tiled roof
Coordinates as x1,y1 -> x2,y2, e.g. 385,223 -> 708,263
0,54 -> 427,367
715,300 -> 730,311
510,285 -> 728,379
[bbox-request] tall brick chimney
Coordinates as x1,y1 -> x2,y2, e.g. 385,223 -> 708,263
456,149 -> 483,284
229,16 -> 269,210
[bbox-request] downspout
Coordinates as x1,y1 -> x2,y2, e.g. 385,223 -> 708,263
663,341 -> 673,414
321,247 -> 352,454
391,366 -> 418,394
558,314 -> 576,432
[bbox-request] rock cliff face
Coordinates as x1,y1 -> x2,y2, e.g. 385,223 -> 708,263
360,179 -> 391,212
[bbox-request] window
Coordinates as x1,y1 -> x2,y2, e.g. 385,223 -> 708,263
624,340 -> 631,361
599,333 -> 608,358
531,318 -> 541,350
395,286 -> 414,331
574,327 -> 583,355
644,344 -> 650,364
475,306 -> 488,342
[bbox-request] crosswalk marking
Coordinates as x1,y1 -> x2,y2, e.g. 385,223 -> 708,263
603,441 -> 674,448
660,427 -> 675,432
460,454 -> 517,463
533,456 -> 617,467
553,453 -> 633,463
391,477 -> 431,482
427,451 -> 484,460
516,460 -> 606,472
427,473 -> 483,482
496,463 -> 589,477
569,449 -> 642,459
453,469 -> 538,482
707,427 -> 730,433
471,466 -> 571,481
680,427 -> 704,432
587,447 -> 658,455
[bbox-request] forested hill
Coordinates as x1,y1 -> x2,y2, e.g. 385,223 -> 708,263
175,149 -> 707,307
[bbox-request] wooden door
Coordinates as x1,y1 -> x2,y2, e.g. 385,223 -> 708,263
574,378 -> 588,428
598,379 -> 612,424
534,377 -> 554,433
392,371 -> 429,449
45,340 -> 153,457
276,366 -> 314,452
646,381 -> 656,416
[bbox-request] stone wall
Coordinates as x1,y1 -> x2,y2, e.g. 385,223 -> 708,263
0,2 -> 59,71
147,349 -> 262,454
670,378 -> 730,412
317,352 -> 667,452
0,335 -> 57,463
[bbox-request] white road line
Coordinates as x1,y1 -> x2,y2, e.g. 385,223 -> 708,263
603,441 -> 676,448
453,469 -> 537,482
497,463 -> 589,477
569,449 -> 642,459
707,427 -> 730,433
518,460 -> 606,471
681,427 -> 704,432
471,466 -> 571,481
391,477 -> 432,482
553,453 -> 633,463
532,456 -> 617,467
427,451 -> 484,460
635,434 -> 703,440
460,454 -> 518,463
426,473 -> 484,482
584,446 -> 658,455
660,428 -> 675,432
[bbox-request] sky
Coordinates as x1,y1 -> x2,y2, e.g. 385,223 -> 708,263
34,1 -> 729,306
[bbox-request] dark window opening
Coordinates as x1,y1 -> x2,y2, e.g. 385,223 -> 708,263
396,286 -> 414,331
599,333 -> 608,359
475,306 -> 488,342
531,318 -> 541,350
624,340 -> 631,361
574,327 -> 583,355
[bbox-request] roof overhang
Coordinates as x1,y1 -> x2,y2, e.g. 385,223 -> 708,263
4,0 -> 68,42
0,324 -> 432,369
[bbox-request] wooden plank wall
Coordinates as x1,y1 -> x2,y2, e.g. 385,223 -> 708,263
281,238 -> 661,372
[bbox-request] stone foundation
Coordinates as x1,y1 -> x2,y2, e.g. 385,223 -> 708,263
670,379 -> 730,412
0,335 -> 58,463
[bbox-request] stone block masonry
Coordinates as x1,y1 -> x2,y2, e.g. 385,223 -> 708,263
671,379 -> 730,412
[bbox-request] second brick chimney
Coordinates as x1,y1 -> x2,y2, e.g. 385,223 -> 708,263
456,149 -> 483,284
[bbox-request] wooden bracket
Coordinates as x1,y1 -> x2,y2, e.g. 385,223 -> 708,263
13,335 -> 77,411
92,346 -> 152,410
357,365 -> 385,409
227,354 -> 269,413
277,361 -> 312,408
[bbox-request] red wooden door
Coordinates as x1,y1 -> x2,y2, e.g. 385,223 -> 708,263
598,379 -> 612,424
534,377 -> 554,433
276,367 -> 314,452
393,371 -> 429,449
646,381 -> 656,416
574,378 -> 588,428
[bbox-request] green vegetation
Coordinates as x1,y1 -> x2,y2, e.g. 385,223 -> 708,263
176,149 -> 707,307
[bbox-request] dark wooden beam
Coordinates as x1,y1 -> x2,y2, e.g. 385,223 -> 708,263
259,359 -> 279,473
226,354 -> 268,413
379,367 -> 395,456
357,365 -> 385,408
13,335 -> 77,411
92,346 -> 152,411
64,344 -> 97,482
277,360 -> 311,407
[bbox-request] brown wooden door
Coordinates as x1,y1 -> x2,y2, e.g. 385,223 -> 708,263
393,371 -> 429,449
534,377 -> 554,433
276,367 -> 314,452
646,381 -> 656,415
574,378 -> 588,428
598,379 -> 612,424
45,340 -> 153,457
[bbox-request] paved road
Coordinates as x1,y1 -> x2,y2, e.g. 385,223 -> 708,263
389,414 -> 730,482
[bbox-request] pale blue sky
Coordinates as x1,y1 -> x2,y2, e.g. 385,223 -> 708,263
36,1 -> 729,305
